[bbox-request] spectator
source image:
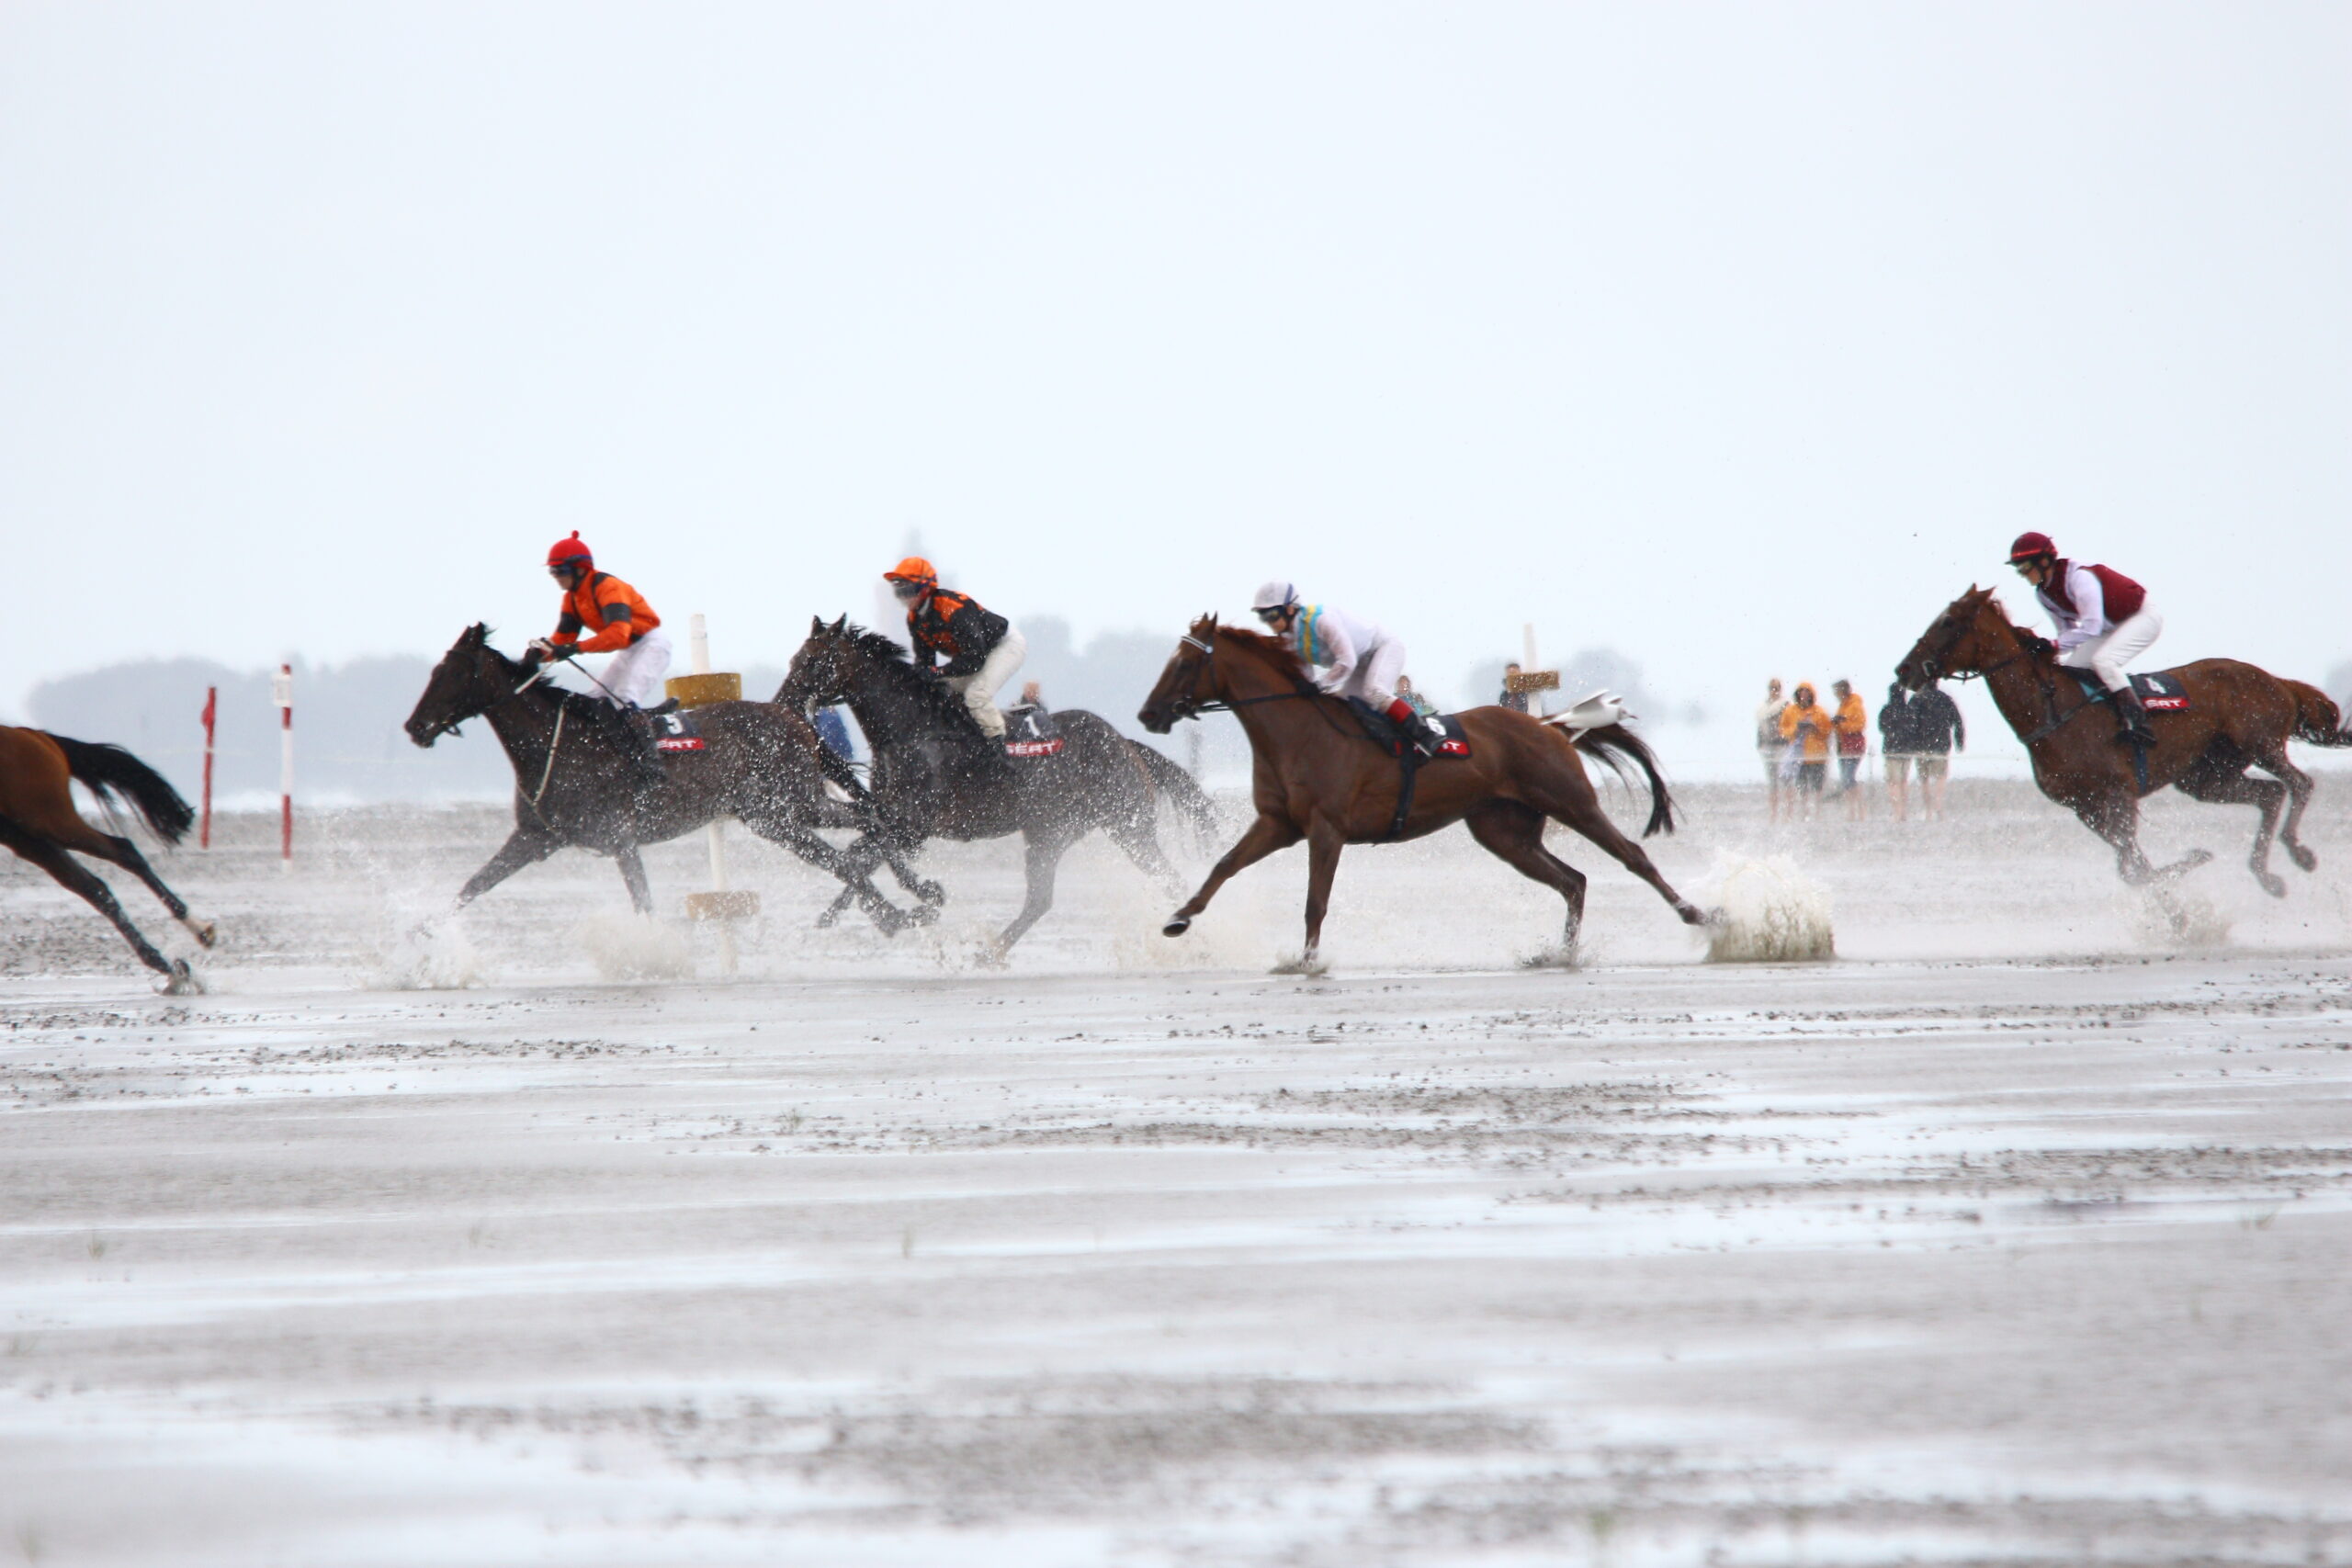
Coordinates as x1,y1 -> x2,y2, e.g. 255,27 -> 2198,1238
1830,679 -> 1869,820
812,705 -> 855,762
1879,681 -> 1921,821
1499,662 -> 1531,714
1756,677 -> 1789,821
1908,680 -> 1965,819
1396,674 -> 1438,718
1015,680 -> 1045,710
1779,682 -> 1833,818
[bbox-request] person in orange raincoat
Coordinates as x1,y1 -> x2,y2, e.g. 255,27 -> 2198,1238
1779,682 -> 1833,818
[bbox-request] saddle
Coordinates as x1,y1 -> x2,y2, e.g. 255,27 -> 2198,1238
1001,704 -> 1065,759
1343,699 -> 1472,841
2074,670 -> 2189,712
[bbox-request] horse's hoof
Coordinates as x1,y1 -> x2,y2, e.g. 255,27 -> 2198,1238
908,903 -> 942,929
1677,903 -> 1710,928
2289,843 -> 2318,873
161,961 -> 205,997
187,919 -> 219,949
2258,873 -> 2288,899
916,882 -> 946,908
1161,915 -> 1192,938
814,908 -> 842,930
2184,850 -> 2214,871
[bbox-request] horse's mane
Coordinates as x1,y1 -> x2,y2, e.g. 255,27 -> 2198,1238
831,622 -> 979,730
1214,623 -> 1312,685
468,627 -> 626,723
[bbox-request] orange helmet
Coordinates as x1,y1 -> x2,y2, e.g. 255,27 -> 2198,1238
884,556 -> 937,587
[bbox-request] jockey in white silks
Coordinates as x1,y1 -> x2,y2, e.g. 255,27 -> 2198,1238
2006,531 -> 2162,745
1250,580 -> 1442,756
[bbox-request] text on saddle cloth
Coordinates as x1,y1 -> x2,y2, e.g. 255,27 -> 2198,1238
2073,671 -> 2190,712
1001,704 -> 1065,760
651,710 -> 707,753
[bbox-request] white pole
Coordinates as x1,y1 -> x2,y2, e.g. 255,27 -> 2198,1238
273,663 -> 293,869
691,615 -> 737,974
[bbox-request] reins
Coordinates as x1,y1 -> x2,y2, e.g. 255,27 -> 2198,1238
1172,633 -> 1351,739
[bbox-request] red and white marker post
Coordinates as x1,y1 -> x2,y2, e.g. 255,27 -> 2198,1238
199,685 -> 218,850
272,664 -> 293,866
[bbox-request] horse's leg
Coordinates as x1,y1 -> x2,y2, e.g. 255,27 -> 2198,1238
1163,813 -> 1303,936
2253,743 -> 2319,874
615,844 -> 655,914
0,820 -> 192,989
1464,801 -> 1588,953
41,818 -> 215,949
735,810 -> 912,935
995,829 -> 1078,956
1299,817 -> 1345,963
2173,763 -> 2289,897
1107,807 -> 1185,899
2070,795 -> 2209,885
454,827 -> 564,909
1528,772 -> 1706,926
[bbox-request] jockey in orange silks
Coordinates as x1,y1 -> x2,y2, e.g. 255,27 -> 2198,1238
527,533 -> 673,710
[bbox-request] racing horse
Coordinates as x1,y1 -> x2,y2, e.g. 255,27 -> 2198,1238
1136,617 -> 1708,964
775,617 -> 1221,955
404,625 -> 927,930
1,725 -> 214,991
1896,587 -> 2352,893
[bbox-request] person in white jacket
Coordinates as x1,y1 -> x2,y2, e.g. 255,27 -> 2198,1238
1250,580 -> 1442,755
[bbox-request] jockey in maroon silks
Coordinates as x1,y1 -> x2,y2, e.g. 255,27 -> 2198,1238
2006,531 -> 2161,745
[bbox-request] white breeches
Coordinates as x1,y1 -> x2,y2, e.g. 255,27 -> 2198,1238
597,628 -> 673,708
1329,637 -> 1408,710
2058,608 -> 2161,694
946,626 -> 1027,738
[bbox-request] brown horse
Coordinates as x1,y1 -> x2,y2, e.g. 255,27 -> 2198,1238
1137,618 -> 1707,964
1895,587 -> 2352,893
1,726 -> 214,991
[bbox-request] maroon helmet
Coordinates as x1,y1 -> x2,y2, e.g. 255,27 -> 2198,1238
2007,531 -> 2057,562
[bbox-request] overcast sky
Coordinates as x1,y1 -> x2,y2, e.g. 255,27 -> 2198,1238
5,3 -> 2346,729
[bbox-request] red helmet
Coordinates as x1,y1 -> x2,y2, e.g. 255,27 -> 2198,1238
547,531 -> 594,569
2006,531 -> 2056,562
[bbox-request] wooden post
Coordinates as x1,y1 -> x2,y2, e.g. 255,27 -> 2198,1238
199,686 -> 217,850
272,664 -> 293,867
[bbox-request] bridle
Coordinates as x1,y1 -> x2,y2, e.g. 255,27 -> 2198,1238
1161,631 -> 1315,722
411,655 -> 560,744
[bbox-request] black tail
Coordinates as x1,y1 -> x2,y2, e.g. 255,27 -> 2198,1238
1127,738 -> 1223,848
1571,723 -> 1678,838
48,734 -> 195,844
2285,681 -> 2352,749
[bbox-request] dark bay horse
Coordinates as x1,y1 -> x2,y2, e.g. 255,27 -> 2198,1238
1137,618 -> 1707,964
404,625 -> 922,931
775,617 -> 1219,955
1,726 -> 213,990
1896,587 -> 2351,893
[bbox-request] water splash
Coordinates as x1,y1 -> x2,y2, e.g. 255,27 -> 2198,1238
573,913 -> 695,982
374,919 -> 489,990
1699,852 -> 1836,963
2123,885 -> 2232,950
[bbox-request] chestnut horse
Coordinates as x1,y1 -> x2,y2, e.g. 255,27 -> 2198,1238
1895,587 -> 2351,893
1138,618 -> 1707,964
0,726 -> 213,990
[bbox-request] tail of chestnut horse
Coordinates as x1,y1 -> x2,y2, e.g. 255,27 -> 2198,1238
2285,681 -> 2352,749
49,733 -> 196,843
1569,724 -> 1679,838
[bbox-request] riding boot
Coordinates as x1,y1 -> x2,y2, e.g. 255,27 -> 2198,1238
614,707 -> 669,789
1385,698 -> 1442,759
2109,685 -> 2156,747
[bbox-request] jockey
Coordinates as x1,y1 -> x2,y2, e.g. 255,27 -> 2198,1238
883,557 -> 1028,739
526,533 -> 673,707
526,533 -> 673,782
2007,531 -> 2160,745
1250,580 -> 1442,756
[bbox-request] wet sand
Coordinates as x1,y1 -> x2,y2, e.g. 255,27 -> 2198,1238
4,781 -> 2349,1564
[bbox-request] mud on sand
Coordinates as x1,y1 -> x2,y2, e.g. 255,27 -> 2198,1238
3,784 -> 2350,1563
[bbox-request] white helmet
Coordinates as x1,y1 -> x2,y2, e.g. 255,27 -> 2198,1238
1251,580 -> 1300,614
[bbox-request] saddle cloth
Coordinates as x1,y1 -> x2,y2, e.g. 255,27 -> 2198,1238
1346,699 -> 1473,759
1001,704 -> 1065,759
650,709 -> 707,752
2075,671 -> 2189,712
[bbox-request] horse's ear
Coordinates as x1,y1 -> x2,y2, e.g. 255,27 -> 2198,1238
466,623 -> 489,645
831,615 -> 848,633
810,615 -> 823,635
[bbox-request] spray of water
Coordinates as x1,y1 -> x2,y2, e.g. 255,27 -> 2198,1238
1698,852 -> 1837,963
374,919 -> 489,990
573,913 -> 695,982
2122,885 -> 2233,951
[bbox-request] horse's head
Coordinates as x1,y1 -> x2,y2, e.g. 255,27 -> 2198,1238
778,615 -> 859,707
1895,586 -> 2021,691
405,624 -> 512,747
1138,615 -> 1224,734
